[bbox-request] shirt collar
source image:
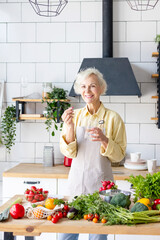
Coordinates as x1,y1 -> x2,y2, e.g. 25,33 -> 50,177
83,102 -> 106,120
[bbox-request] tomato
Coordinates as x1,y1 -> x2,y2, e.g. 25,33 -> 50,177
63,211 -> 67,218
63,204 -> 69,212
47,215 -> 52,221
93,217 -> 98,223
94,213 -> 99,220
52,215 -> 59,223
101,218 -> 107,223
154,199 -> 160,205
57,211 -> 63,219
88,213 -> 94,221
83,214 -> 88,220
10,204 -> 25,219
102,186 -> 107,191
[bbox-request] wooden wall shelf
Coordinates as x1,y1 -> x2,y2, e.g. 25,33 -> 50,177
151,46 -> 160,128
12,98 -> 69,122
152,52 -> 159,57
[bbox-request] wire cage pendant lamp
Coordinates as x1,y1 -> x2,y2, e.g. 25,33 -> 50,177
28,0 -> 68,17
126,0 -> 159,11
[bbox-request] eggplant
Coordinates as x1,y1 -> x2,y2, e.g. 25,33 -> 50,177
67,207 -> 79,220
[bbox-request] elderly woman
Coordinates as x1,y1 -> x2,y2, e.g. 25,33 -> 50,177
59,68 -> 126,240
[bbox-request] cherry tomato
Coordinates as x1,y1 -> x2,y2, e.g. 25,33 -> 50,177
63,204 -> 69,212
88,213 -> 94,221
154,199 -> 160,204
63,211 -> 67,218
57,211 -> 63,219
94,213 -> 99,220
47,215 -> 52,221
83,214 -> 88,220
52,215 -> 59,223
101,218 -> 107,223
93,217 -> 98,223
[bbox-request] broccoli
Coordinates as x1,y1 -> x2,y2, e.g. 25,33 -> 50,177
110,193 -> 131,209
130,202 -> 149,212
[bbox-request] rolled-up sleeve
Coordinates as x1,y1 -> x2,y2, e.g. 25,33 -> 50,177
60,133 -> 77,158
100,115 -> 126,163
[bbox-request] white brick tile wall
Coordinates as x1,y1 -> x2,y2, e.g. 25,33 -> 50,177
0,24 -> 6,42
37,23 -> 65,42
0,146 -> 6,162
7,63 -> 35,82
141,42 -> 157,62
103,103 -> 125,120
8,23 -> 36,43
142,1 -> 160,21
51,43 -> 79,62
140,124 -> 160,144
113,42 -> 140,62
7,143 -> 35,162
127,22 -> 156,41
131,63 -> 157,83
113,1 -> 141,21
51,2 -> 80,22
22,3 -> 50,23
81,2 -> 102,21
126,144 -> 155,160
110,96 -> 140,103
141,83 -> 157,103
21,123 -> 49,142
113,22 -> 126,42
96,22 -> 102,42
0,3 -> 21,23
80,42 -> 102,61
36,63 -> 65,83
0,43 -> 20,62
125,124 -> 139,144
66,23 -> 95,42
21,43 -> 50,63
66,63 -> 81,83
126,104 -> 155,123
4,83 -> 20,102
156,145 -> 160,165
0,63 -> 6,80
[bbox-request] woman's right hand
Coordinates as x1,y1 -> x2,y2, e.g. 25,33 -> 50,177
62,107 -> 74,127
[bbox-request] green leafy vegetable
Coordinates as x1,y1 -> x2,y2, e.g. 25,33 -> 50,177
69,191 -> 160,225
127,173 -> 160,202
110,193 -> 131,209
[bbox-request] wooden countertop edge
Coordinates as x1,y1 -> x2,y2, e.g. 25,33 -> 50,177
2,172 -> 69,179
1,195 -> 160,236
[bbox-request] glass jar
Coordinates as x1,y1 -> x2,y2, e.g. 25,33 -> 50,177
43,146 -> 54,167
42,82 -> 52,98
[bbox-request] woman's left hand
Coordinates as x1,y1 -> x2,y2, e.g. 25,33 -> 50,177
86,127 -> 108,149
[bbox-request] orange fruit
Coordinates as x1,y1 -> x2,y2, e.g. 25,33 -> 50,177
45,198 -> 56,210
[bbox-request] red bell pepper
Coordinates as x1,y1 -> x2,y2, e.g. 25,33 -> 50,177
9,203 -> 25,219
152,199 -> 160,210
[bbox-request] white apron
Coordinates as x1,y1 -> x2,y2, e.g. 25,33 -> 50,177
66,119 -> 114,196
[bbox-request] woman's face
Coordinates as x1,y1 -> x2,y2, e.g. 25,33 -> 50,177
80,74 -> 102,104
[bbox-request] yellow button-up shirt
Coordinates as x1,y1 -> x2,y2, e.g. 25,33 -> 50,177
60,103 -> 126,163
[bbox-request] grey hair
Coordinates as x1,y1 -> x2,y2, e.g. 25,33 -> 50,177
74,68 -> 107,95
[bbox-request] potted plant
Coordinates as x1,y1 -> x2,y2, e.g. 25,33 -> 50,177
1,105 -> 17,153
42,86 -> 70,136
155,34 -> 160,43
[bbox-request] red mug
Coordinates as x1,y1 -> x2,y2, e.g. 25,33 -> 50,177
64,156 -> 72,167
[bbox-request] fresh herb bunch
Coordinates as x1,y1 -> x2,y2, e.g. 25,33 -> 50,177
69,191 -> 160,225
155,34 -> 160,43
42,86 -> 70,136
1,105 -> 16,153
127,173 -> 160,202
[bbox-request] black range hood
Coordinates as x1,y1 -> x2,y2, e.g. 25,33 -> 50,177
69,0 -> 141,97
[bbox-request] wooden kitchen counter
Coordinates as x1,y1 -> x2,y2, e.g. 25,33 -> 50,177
0,195 -> 160,236
1,195 -> 160,237
3,163 -> 160,180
